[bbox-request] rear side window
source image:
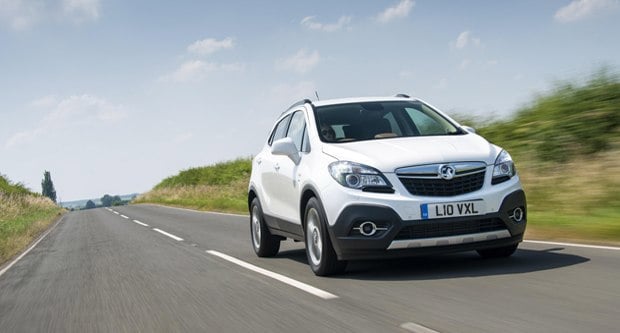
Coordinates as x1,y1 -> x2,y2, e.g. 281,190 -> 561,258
268,114 -> 292,145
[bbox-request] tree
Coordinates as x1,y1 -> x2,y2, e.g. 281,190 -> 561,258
41,171 -> 57,203
101,194 -> 123,206
85,200 -> 96,209
101,194 -> 113,207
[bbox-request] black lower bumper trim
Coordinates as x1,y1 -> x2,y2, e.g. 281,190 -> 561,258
326,190 -> 527,261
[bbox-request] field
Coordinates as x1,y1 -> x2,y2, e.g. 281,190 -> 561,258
0,176 -> 64,265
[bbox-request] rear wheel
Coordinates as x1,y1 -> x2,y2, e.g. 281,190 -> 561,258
304,198 -> 347,276
250,198 -> 280,257
477,244 -> 518,258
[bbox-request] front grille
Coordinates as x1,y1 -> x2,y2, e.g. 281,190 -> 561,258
394,218 -> 505,240
399,171 -> 485,196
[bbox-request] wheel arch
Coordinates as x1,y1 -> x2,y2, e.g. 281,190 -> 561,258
248,186 -> 258,213
299,184 -> 322,232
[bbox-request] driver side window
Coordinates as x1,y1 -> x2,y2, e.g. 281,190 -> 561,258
287,111 -> 307,152
268,114 -> 292,146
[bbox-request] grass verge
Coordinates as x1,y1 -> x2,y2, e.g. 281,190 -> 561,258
137,153 -> 620,245
135,178 -> 248,214
0,193 -> 64,266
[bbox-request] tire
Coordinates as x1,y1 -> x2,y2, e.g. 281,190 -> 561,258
477,244 -> 518,258
250,198 -> 280,257
304,197 -> 347,276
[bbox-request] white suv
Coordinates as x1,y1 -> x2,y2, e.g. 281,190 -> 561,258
248,95 -> 526,276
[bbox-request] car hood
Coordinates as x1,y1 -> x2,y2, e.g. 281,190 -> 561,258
321,134 -> 501,172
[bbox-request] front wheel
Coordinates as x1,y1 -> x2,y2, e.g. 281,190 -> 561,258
250,198 -> 280,257
304,198 -> 347,276
477,244 -> 518,258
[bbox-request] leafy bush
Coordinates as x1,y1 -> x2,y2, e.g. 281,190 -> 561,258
471,68 -> 620,162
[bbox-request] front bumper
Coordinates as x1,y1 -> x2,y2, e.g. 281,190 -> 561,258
326,190 -> 526,261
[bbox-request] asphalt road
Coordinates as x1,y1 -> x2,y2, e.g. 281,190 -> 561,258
1,204 -> 619,332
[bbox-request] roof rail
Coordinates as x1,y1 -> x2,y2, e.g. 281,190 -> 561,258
286,98 -> 313,111
395,93 -> 410,98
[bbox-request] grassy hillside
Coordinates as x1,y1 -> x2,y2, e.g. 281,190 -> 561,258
137,69 -> 620,244
134,158 -> 251,213
0,175 -> 64,265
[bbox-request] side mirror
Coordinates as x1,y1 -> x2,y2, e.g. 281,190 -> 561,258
271,137 -> 301,164
462,126 -> 476,134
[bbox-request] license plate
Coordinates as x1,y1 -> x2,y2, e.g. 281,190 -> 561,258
420,200 -> 485,220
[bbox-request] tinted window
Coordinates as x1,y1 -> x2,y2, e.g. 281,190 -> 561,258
314,101 -> 462,143
268,114 -> 292,145
287,111 -> 306,151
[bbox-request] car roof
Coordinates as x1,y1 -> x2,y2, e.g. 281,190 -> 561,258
312,96 -> 420,108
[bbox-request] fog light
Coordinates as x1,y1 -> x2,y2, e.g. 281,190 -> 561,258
360,222 -> 376,236
354,221 -> 388,237
510,207 -> 524,222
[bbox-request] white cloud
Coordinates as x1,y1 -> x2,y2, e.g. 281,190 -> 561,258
49,94 -> 126,122
5,128 -> 45,148
275,49 -> 320,74
377,0 -> 414,23
301,15 -> 352,32
554,0 -> 618,22
0,0 -> 99,30
0,0 -> 45,30
62,0 -> 100,23
220,63 -> 245,72
452,31 -> 481,49
187,37 -> 234,55
29,95 -> 59,108
399,70 -> 414,78
5,94 -> 127,148
159,60 -> 244,83
459,59 -> 471,70
161,60 -> 216,82
159,37 -> 243,83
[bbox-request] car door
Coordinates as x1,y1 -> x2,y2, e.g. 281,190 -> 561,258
272,110 -> 308,226
259,114 -> 292,217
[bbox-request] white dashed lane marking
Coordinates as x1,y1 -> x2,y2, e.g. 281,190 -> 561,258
132,219 -> 149,227
152,228 -> 184,241
206,250 -> 338,300
400,322 -> 441,333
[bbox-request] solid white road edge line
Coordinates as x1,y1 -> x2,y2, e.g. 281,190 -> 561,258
132,219 -> 149,227
206,250 -> 338,300
120,214 -> 129,219
524,240 -> 620,251
152,228 -> 184,241
0,216 -> 65,278
145,203 -> 249,218
400,322 -> 441,333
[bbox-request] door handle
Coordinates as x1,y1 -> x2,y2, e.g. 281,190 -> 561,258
256,157 -> 262,165
274,163 -> 280,171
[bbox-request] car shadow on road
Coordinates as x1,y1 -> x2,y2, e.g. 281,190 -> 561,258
277,247 -> 590,281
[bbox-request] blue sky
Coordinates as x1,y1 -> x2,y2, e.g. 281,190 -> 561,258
1,0 -> 619,201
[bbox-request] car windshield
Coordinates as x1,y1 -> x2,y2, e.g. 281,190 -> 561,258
315,101 -> 463,143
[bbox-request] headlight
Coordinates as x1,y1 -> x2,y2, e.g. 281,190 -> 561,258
492,150 -> 516,185
328,161 -> 390,189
